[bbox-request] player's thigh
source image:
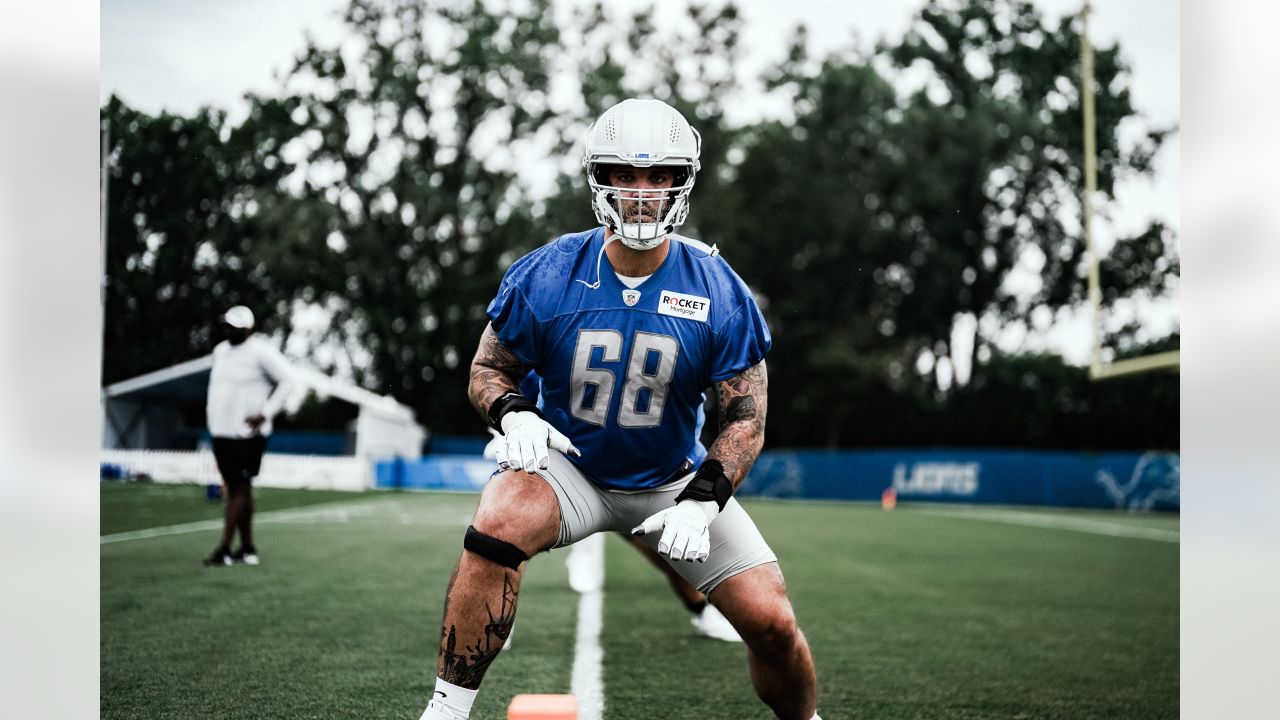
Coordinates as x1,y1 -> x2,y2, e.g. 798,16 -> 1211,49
633,496 -> 778,596
471,469 -> 563,556
533,452 -> 613,548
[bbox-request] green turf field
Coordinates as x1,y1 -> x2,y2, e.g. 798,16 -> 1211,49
101,484 -> 1177,719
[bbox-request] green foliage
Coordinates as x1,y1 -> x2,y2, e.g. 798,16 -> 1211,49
701,0 -> 1177,447
100,96 -> 299,383
101,0 -> 1178,449
268,0 -> 563,428
942,348 -> 1178,450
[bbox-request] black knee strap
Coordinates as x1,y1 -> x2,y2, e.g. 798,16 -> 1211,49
464,525 -> 528,570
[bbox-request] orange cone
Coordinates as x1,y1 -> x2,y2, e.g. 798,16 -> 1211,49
881,487 -> 897,510
508,694 -> 578,719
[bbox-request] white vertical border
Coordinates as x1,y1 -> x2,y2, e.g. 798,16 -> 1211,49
0,2 -> 101,718
1182,0 -> 1280,716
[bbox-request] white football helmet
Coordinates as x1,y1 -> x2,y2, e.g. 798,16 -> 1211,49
583,98 -> 702,250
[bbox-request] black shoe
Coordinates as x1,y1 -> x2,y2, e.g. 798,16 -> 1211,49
230,546 -> 260,566
202,548 -> 232,567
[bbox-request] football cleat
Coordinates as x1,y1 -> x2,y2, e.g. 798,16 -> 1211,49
202,548 -> 232,567
231,547 -> 260,566
419,698 -> 470,720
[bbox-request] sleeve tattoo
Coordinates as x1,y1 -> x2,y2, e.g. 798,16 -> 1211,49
468,323 -> 532,421
706,360 -> 768,491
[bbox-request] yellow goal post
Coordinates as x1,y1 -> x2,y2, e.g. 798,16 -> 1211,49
1080,2 -> 1179,381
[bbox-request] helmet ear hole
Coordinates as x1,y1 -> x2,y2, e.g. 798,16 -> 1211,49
591,163 -> 619,186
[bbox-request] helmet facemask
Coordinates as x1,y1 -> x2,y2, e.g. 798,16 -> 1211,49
588,164 -> 695,251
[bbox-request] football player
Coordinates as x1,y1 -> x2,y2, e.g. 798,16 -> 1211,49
419,98 -> 821,720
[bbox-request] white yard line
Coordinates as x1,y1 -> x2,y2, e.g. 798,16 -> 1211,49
570,533 -> 606,720
99,497 -> 398,545
100,518 -> 227,544
572,590 -> 605,720
916,507 -> 1179,543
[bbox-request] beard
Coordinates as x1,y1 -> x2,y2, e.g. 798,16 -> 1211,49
621,198 -> 668,224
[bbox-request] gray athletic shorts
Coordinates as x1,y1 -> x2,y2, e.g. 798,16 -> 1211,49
534,452 -> 777,595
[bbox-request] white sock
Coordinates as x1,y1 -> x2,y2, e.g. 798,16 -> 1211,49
811,713 -> 823,720
418,678 -> 478,720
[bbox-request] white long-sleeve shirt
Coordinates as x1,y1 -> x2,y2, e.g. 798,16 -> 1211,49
206,336 -> 297,439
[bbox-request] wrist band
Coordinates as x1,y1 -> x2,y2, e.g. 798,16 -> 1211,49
675,459 -> 733,511
486,392 -> 544,432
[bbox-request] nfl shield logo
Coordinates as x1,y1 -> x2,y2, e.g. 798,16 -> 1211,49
622,289 -> 641,306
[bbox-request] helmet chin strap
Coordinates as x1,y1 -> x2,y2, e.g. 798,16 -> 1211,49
575,232 -> 618,290
575,227 -> 666,291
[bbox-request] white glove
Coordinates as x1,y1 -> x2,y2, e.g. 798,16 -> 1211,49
484,427 -> 517,472
630,499 -> 720,563
497,411 -> 580,473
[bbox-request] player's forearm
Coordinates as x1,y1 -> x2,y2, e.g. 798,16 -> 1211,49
705,421 -> 764,491
469,364 -> 522,420
467,324 -> 530,421
706,360 -> 768,491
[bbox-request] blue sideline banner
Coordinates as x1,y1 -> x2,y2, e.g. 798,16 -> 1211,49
375,454 -> 495,491
376,449 -> 1179,511
740,450 -> 1179,510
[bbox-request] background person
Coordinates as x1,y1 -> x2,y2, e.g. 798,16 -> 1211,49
202,305 -> 297,567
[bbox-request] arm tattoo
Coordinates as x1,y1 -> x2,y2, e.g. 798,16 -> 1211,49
468,323 -> 531,421
707,360 -> 768,491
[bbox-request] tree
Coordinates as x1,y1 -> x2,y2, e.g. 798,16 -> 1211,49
941,345 -> 1178,450
708,0 -> 1177,446
228,0 -> 562,429
100,95 -> 302,383
102,0 -> 1178,450
538,1 -> 749,240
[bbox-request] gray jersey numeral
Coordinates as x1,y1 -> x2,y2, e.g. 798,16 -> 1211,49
570,330 -> 678,428
618,332 -> 678,428
570,330 -> 623,426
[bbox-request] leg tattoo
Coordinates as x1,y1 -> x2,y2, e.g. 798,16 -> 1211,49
440,574 -> 518,689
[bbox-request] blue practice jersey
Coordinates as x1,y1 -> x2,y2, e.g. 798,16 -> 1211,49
487,226 -> 771,490
520,371 -> 708,452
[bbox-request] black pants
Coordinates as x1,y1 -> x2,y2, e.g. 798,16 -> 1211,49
211,436 -> 268,490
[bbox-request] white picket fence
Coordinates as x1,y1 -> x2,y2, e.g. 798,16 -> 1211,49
100,449 -> 371,492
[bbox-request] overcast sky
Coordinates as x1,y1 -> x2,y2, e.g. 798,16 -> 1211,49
101,1 -> 1178,121
100,0 -> 1179,366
